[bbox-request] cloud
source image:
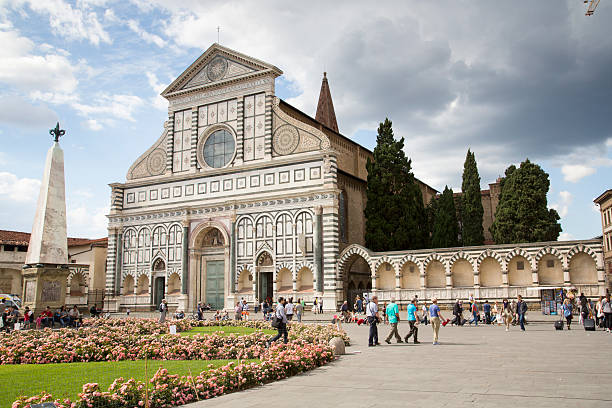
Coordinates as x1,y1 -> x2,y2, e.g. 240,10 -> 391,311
0,172 -> 41,203
126,19 -> 166,47
146,72 -> 168,110
559,232 -> 573,241
67,205 -> 109,237
561,164 -> 597,183
15,0 -> 111,45
0,27 -> 80,94
83,119 -> 103,131
0,95 -> 57,128
550,190 -> 573,218
72,93 -> 145,122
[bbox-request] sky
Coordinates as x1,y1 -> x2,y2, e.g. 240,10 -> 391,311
0,0 -> 610,240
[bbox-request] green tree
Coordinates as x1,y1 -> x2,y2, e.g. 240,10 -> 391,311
364,118 -> 428,251
431,186 -> 459,248
461,149 -> 484,246
490,159 -> 562,243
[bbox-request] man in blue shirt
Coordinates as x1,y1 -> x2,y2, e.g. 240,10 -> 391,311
429,298 -> 445,345
483,300 -> 492,324
384,298 -> 403,344
404,298 -> 420,344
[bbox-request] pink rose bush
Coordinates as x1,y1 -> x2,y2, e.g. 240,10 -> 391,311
12,342 -> 335,408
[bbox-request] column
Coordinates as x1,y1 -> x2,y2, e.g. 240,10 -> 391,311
181,220 -> 189,294
230,214 -> 237,293
314,206 -> 323,293
532,269 -> 539,285
563,267 -> 571,286
114,227 -> 123,295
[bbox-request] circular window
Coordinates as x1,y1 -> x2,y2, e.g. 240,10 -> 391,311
202,129 -> 235,168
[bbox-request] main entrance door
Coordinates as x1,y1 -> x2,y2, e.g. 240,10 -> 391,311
259,271 -> 273,302
205,260 -> 225,309
153,277 -> 165,307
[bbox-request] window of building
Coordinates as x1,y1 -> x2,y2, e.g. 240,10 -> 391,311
17,245 -> 27,252
339,190 -> 348,243
516,261 -> 524,270
203,129 -> 235,168
4,245 -> 15,251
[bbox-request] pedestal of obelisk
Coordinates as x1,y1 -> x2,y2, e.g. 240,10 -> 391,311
22,123 -> 71,316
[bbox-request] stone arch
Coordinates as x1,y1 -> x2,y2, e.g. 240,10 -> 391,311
479,257 -> 503,287
338,244 -> 372,279
376,260 -> 396,290
167,272 -> 181,294
122,274 -> 135,295
152,257 -> 166,272
567,244 -> 599,267
255,246 -> 274,266
274,262 -> 293,280
449,251 -> 473,266
505,248 -> 534,270
451,258 -> 474,287
400,260 -> 420,289
535,246 -> 564,266
237,265 -> 253,293
190,220 -> 230,249
569,252 -> 598,284
538,253 -> 564,285
69,271 -> 87,296
276,267 -> 293,292
373,256 -> 396,274
297,266 -> 314,292
425,258 -> 446,288
423,253 -> 446,271
507,253 -> 532,286
398,254 -> 420,273
136,274 -> 149,295
476,249 -> 504,270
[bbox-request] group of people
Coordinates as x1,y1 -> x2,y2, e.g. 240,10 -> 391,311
562,293 -> 612,331
450,296 -> 528,331
0,299 -> 88,331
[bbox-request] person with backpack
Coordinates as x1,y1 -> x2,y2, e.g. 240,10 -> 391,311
562,298 -> 573,330
268,297 -> 288,345
516,295 -> 527,331
469,300 -> 479,326
452,299 -> 463,326
159,299 -> 168,323
602,294 -> 612,333
366,295 -> 380,347
483,300 -> 491,324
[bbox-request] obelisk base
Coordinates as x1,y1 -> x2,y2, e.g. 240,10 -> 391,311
22,266 -> 70,316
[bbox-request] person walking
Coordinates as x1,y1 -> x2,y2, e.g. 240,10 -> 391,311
602,294 -> 612,333
404,298 -> 420,344
562,298 -> 573,330
234,302 -> 242,320
483,300 -> 491,324
384,298 -> 402,344
469,300 -> 479,326
268,297 -> 288,345
493,302 -> 502,326
516,295 -> 527,331
421,302 -> 429,325
158,299 -> 168,323
596,296 -> 604,328
313,298 -> 318,314
295,298 -> 303,322
319,298 -> 323,314
502,298 -> 512,331
285,298 -> 295,321
429,298 -> 445,345
452,299 -> 462,326
356,296 -> 363,314
366,295 -> 380,347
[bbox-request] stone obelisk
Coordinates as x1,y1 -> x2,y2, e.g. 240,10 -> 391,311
22,123 -> 70,315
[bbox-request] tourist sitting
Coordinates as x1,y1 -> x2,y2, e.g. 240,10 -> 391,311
214,310 -> 221,321
221,310 -> 229,321
234,302 -> 242,320
57,306 -> 70,327
174,310 -> 185,320
197,302 -> 204,320
90,304 -> 99,318
40,306 -> 53,328
69,305 -> 82,327
6,306 -> 19,331
22,306 -> 34,329
203,303 -> 211,311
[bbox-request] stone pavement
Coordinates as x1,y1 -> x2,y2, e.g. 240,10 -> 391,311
187,320 -> 612,408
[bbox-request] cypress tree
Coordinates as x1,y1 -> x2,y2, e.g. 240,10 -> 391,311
364,118 -> 428,251
490,159 -> 562,243
431,186 -> 459,248
461,149 -> 485,246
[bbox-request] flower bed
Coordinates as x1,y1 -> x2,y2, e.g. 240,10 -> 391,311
12,342 -> 335,408
0,319 -> 348,365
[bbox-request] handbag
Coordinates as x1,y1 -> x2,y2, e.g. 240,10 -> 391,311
271,315 -> 281,328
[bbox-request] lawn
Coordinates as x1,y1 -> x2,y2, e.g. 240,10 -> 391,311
180,325 -> 276,336
0,358 -> 257,407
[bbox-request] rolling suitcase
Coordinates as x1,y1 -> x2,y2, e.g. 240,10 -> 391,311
554,320 -> 564,330
584,318 -> 595,331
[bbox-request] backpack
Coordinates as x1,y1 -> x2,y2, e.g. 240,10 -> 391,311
159,303 -> 164,312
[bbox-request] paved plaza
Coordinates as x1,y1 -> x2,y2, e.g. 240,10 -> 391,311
189,321 -> 611,408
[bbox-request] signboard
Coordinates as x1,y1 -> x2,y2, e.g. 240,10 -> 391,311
169,325 -> 177,335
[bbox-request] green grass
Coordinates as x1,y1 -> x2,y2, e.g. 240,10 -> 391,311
0,358 -> 257,407
180,325 -> 276,337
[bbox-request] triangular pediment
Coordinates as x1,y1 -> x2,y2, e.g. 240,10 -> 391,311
162,44 -> 283,98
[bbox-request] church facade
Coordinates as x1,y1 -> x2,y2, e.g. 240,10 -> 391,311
104,44 -> 436,312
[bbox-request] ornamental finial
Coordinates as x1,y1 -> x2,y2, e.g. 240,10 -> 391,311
50,122 -> 65,143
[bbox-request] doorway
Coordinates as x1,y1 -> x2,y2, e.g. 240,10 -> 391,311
205,260 -> 225,309
259,271 -> 273,302
153,276 -> 165,307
